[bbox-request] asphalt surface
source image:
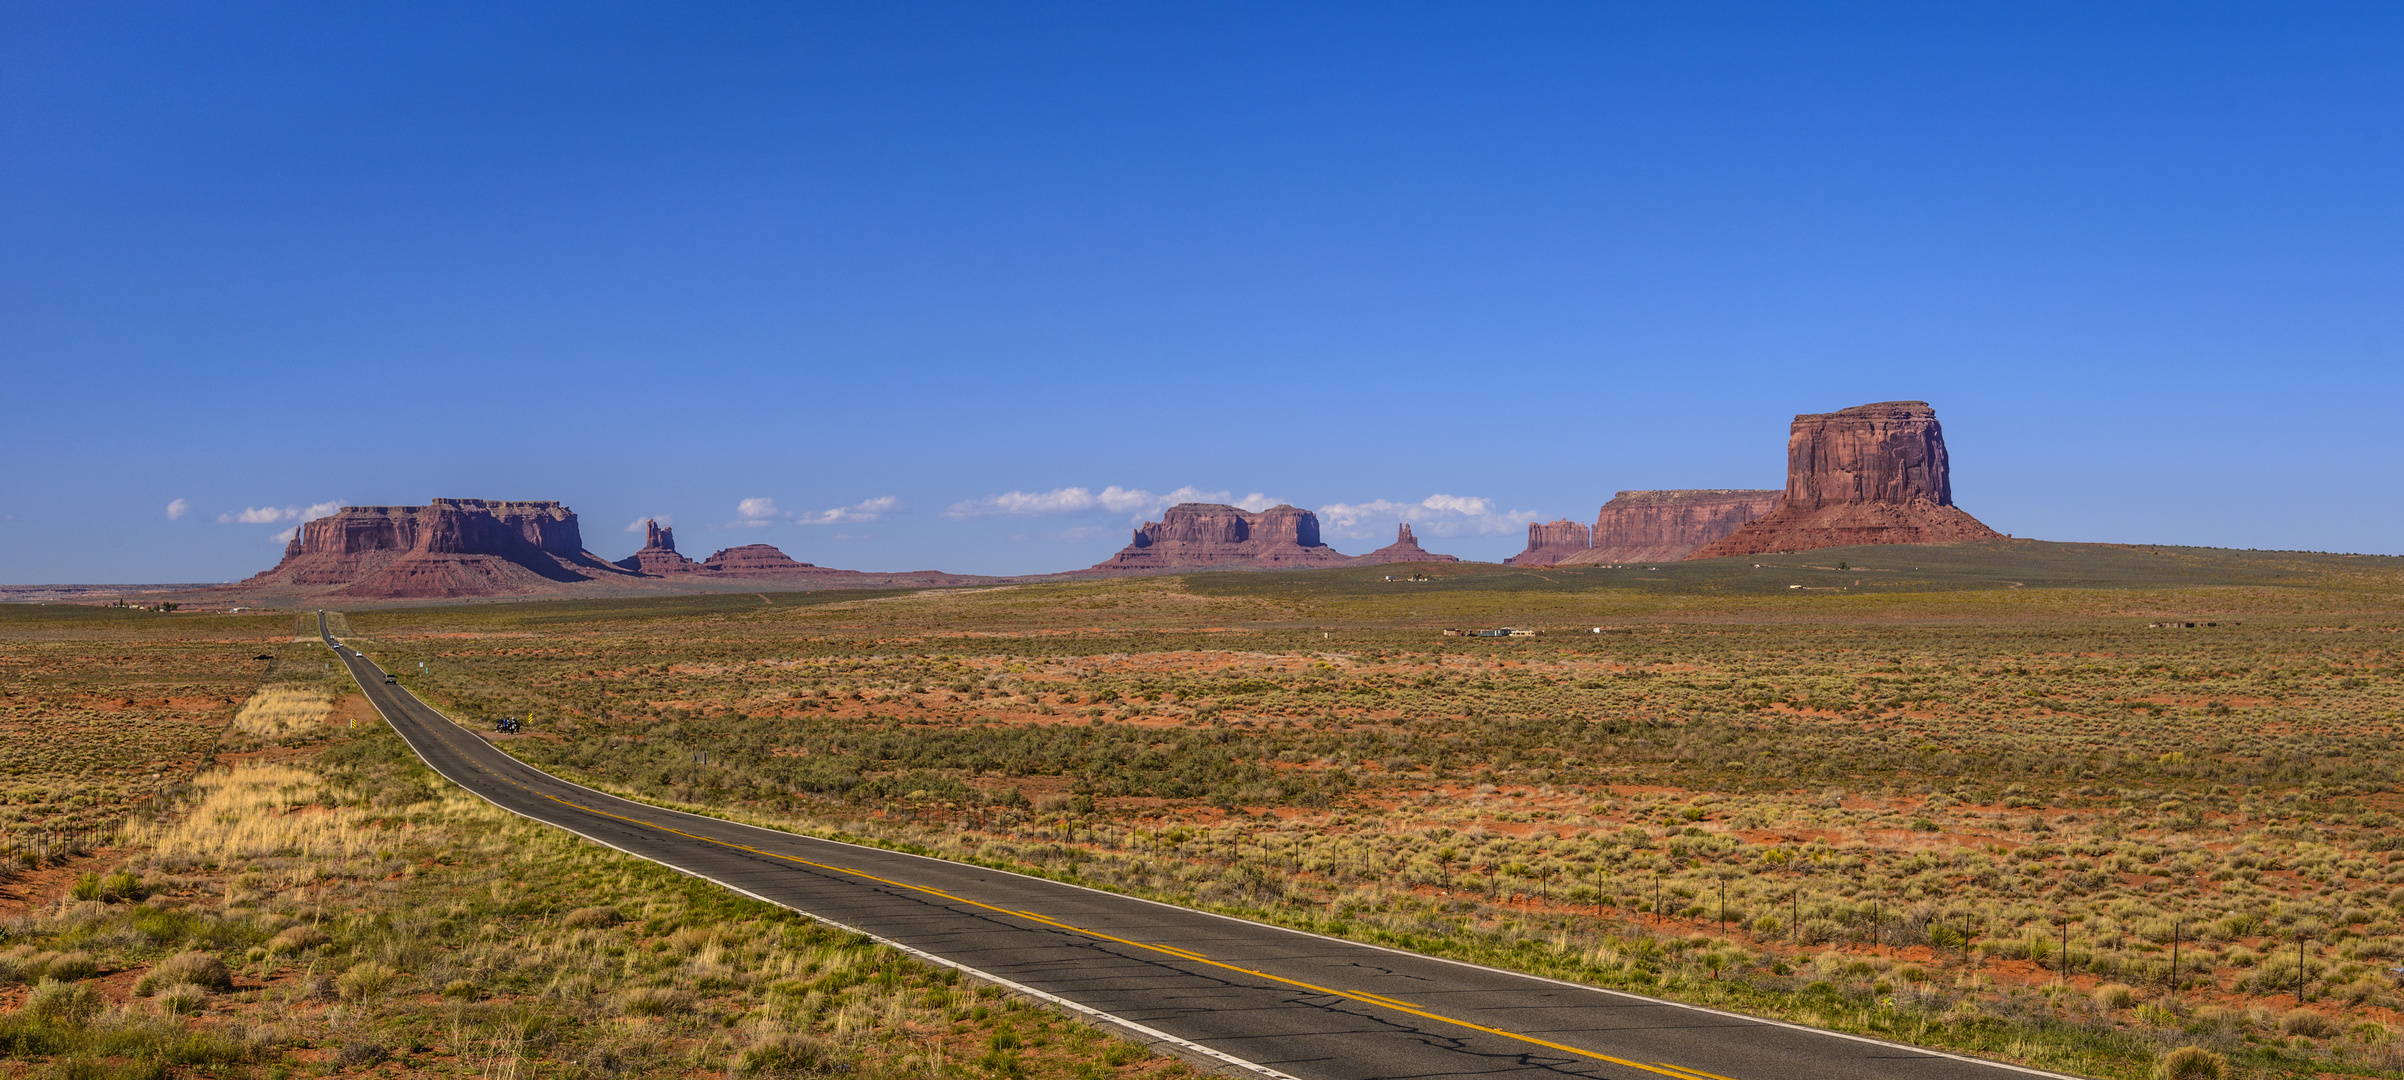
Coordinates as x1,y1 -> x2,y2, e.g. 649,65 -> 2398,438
321,616 -> 2077,1080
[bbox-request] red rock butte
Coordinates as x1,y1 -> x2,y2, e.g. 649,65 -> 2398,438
238,499 -> 633,599
702,544 -> 820,574
228,498 -> 987,600
1504,519 -> 1592,566
1092,503 -> 1352,572
1687,401 -> 2002,558
1345,523 -> 1461,566
1556,490 -> 1782,565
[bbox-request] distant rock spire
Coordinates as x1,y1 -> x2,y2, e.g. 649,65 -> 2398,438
1345,520 -> 1460,566
621,518 -> 705,575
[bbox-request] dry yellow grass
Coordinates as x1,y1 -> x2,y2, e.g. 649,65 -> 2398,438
228,685 -> 331,740
127,761 -> 379,867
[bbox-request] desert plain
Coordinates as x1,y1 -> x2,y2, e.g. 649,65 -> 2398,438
6,539 -> 2404,1079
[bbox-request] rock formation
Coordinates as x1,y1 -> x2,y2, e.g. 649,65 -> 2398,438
700,544 -> 821,575
1091,503 -> 1353,572
1344,523 -> 1461,566
224,499 -> 1001,601
617,519 -> 707,574
1504,519 -> 1592,566
235,499 -> 635,599
1557,490 -> 1783,565
1686,401 -> 2002,558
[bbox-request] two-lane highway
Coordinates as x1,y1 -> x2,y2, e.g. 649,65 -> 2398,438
321,615 -> 2077,1080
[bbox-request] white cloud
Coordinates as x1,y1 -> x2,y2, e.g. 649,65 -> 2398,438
1096,486 -> 1153,513
1420,494 -> 1494,517
1315,494 -> 1540,540
166,498 -> 189,520
729,497 -> 782,528
272,525 -> 300,544
626,516 -> 671,533
947,487 -> 1100,518
802,495 -> 905,525
216,500 -> 344,525
947,485 -> 1283,521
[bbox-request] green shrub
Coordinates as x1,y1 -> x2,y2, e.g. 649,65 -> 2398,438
155,982 -> 209,1015
2157,1045 -> 2225,1079
23,978 -> 101,1025
264,925 -> 329,954
2093,982 -> 2135,1009
39,951 -> 97,981
3,949 -> 58,983
136,951 -> 230,995
67,870 -> 146,903
335,961 -> 397,1001
2279,1008 -> 2338,1038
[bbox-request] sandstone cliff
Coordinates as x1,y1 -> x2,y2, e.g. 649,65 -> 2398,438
1686,401 -> 2002,558
225,499 -> 1002,601
1344,523 -> 1461,566
1557,489 -> 1782,565
617,519 -> 707,575
236,499 -> 635,599
1091,504 -> 1352,572
1504,519 -> 1592,566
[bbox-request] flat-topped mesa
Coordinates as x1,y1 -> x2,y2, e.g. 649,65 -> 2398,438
1092,503 -> 1352,572
1504,519 -> 1591,566
617,518 -> 707,575
1687,401 -> 2003,559
1345,523 -> 1462,566
291,499 -> 584,562
699,544 -> 821,575
1557,489 -> 1782,565
237,498 -> 630,598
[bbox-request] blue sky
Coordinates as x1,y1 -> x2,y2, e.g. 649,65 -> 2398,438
6,3 -> 2402,581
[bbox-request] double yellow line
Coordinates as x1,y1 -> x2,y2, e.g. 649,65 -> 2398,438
385,682 -> 1739,1080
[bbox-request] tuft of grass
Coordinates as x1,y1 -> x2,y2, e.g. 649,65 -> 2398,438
333,960 -> 397,1001
562,904 -> 622,928
135,951 -> 228,995
153,981 -> 209,1015
2155,1044 -> 2224,1079
263,924 -> 328,954
22,978 -> 102,1025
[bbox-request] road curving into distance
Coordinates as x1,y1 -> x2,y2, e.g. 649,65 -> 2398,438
319,614 -> 2078,1080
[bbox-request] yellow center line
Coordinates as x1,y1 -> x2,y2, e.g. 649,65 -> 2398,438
1652,1064 -> 1741,1080
378,676 -> 1730,1080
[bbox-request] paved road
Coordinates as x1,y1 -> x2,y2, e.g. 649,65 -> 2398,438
320,616 -> 2074,1080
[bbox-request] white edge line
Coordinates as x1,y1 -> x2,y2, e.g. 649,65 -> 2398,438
330,631 -> 2087,1080
327,635 -> 1298,1080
